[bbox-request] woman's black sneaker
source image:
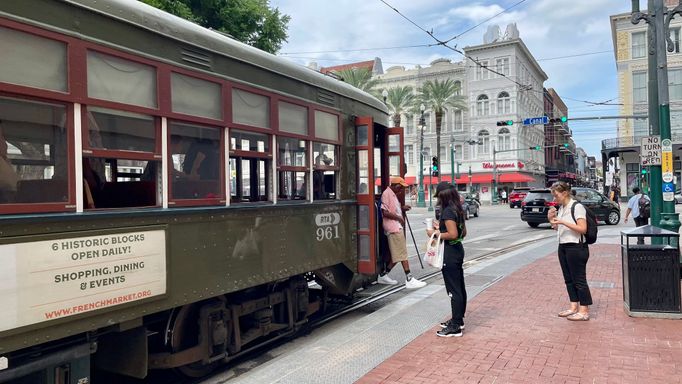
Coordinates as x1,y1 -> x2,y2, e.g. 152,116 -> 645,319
439,320 -> 464,330
436,325 -> 462,337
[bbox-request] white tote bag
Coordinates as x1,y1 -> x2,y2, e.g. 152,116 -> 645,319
423,232 -> 444,269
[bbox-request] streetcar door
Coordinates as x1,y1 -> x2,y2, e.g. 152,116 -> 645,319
355,117 -> 376,274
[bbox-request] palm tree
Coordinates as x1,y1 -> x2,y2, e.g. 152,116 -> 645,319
382,86 -> 415,127
417,79 -> 467,182
335,67 -> 380,94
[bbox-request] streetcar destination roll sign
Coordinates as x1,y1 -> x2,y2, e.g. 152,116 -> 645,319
0,230 -> 166,333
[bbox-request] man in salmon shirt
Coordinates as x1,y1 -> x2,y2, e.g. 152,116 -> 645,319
376,176 -> 427,289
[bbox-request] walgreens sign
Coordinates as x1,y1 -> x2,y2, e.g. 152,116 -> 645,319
482,162 -> 524,169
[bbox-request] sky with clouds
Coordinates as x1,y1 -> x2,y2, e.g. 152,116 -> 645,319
270,0 -> 646,158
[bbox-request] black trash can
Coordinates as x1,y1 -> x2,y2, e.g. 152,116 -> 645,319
621,225 -> 681,314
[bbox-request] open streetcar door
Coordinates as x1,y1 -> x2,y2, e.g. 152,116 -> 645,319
355,117 -> 377,274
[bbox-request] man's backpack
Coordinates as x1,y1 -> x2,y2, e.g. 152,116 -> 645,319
638,194 -> 651,219
570,202 -> 598,244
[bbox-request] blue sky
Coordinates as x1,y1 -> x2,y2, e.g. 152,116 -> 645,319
270,0 -> 645,158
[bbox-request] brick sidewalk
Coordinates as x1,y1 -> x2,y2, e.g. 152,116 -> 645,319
357,244 -> 682,384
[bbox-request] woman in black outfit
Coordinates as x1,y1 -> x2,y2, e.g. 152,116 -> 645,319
428,182 -> 467,337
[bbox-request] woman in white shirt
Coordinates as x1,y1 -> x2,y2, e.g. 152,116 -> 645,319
547,181 -> 592,321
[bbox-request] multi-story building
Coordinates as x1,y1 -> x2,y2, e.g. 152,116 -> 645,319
373,24 -> 548,203
543,88 -> 578,186
607,2 -> 682,198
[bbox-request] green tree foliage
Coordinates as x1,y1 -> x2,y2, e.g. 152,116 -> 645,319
334,67 -> 380,94
381,86 -> 415,127
140,0 -> 290,53
417,79 -> 467,182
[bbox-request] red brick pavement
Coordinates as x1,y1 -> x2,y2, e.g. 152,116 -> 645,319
356,244 -> 682,384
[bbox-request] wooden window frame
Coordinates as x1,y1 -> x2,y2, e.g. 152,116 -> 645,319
167,120 -> 225,207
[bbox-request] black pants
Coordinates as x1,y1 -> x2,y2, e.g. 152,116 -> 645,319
442,243 -> 467,326
634,216 -> 648,244
557,243 -> 592,306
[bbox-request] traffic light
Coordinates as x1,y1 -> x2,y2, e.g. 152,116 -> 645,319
529,145 -> 542,151
641,167 -> 647,175
431,156 -> 439,176
550,116 -> 568,124
496,120 -> 514,126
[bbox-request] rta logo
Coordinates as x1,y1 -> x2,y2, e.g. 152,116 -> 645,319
517,162 -> 524,169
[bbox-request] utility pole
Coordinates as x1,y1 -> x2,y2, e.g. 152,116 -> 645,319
631,0 -> 681,236
492,141 -> 498,205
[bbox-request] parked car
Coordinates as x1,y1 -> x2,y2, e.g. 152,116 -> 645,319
521,187 -> 621,228
509,187 -> 531,208
675,191 -> 682,204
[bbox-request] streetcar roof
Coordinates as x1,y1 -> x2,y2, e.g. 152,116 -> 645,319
62,0 -> 388,113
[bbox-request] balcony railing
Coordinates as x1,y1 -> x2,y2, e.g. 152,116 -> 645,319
602,134 -> 682,150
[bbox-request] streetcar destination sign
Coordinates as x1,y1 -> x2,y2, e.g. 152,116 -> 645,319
522,116 -> 549,126
640,136 -> 662,166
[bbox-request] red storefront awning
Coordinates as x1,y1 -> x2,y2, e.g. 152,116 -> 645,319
377,172 -> 535,186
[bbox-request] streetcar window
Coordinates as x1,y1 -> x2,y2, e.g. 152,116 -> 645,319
277,137 -> 306,167
229,130 -> 270,203
87,50 -> 157,108
279,171 -> 307,200
0,26 -> 67,92
0,97 -> 69,206
278,101 -> 308,135
83,108 -> 159,209
87,107 -> 156,152
232,88 -> 270,129
315,110 -> 339,141
171,73 -> 222,120
277,137 -> 307,201
83,157 -> 158,209
169,121 -> 222,202
313,142 -> 337,200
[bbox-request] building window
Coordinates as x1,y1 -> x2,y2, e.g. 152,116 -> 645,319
633,116 -> 648,138
229,130 -> 270,202
476,60 -> 489,80
406,115 -> 414,135
633,72 -> 647,103
454,81 -> 462,95
498,128 -> 511,151
454,110 -> 463,131
497,92 -> 511,114
671,28 -> 681,54
632,32 -> 646,59
669,68 -> 682,100
454,144 -> 463,161
478,130 -> 490,155
0,96 -> 70,212
278,137 -> 307,200
496,57 -> 510,76
476,95 -> 489,116
405,144 -> 414,165
313,142 -> 337,200
423,112 -> 432,133
440,146 -> 446,162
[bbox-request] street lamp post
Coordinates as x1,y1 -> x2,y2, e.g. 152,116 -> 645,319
417,104 -> 426,207
492,140 -> 498,205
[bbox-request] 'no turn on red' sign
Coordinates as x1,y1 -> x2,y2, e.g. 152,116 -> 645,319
641,136 -> 662,166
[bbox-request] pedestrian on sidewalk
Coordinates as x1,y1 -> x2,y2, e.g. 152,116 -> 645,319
376,176 -> 427,289
624,187 -> 650,245
548,181 -> 592,321
428,181 -> 467,337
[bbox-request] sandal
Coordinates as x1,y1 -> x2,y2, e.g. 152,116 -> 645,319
558,309 -> 577,317
567,312 -> 590,321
